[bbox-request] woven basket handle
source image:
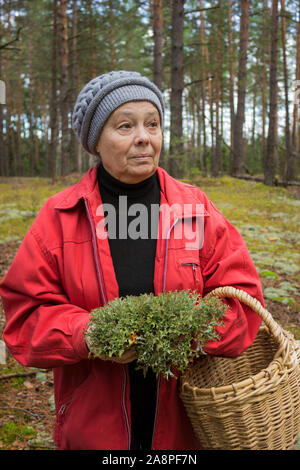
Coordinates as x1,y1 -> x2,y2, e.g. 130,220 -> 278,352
205,286 -> 286,347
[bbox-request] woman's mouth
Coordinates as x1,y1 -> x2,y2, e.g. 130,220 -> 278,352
130,154 -> 152,161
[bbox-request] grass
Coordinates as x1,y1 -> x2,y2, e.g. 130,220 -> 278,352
189,175 -> 300,311
0,171 -> 299,449
0,177 -> 75,243
0,172 -> 299,306
0,421 -> 37,447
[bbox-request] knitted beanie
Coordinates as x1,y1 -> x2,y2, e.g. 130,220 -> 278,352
72,70 -> 165,156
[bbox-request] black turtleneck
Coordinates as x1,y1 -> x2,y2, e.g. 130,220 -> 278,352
97,163 -> 161,298
97,163 -> 160,450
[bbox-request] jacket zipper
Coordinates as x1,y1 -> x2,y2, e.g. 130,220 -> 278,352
84,199 -> 106,306
152,217 -> 179,449
151,375 -> 161,449
58,401 -> 70,417
180,262 -> 198,285
84,198 -> 131,449
162,218 -> 179,293
122,366 -> 131,449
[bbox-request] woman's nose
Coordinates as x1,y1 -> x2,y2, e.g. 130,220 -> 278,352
134,125 -> 150,145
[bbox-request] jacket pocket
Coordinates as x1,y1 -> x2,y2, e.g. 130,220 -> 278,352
177,256 -> 202,290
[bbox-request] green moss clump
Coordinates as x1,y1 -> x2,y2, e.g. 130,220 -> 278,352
0,422 -> 36,447
85,290 -> 226,379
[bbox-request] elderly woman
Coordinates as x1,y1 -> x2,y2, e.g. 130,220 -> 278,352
0,71 -> 264,451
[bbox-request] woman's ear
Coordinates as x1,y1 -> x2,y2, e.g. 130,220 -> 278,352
95,140 -> 102,161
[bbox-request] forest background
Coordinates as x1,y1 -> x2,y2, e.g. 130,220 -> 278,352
1,0 -> 300,450
0,0 -> 300,185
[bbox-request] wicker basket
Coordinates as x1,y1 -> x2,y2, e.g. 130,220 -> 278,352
180,286 -> 300,450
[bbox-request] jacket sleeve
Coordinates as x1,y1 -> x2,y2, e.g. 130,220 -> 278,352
200,199 -> 264,357
0,228 -> 90,369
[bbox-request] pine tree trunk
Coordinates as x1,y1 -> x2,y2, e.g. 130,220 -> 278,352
228,0 -> 235,174
187,90 -> 196,172
292,0 -> 300,156
281,0 -> 293,183
0,14 -> 4,177
109,0 -> 115,69
196,101 -> 203,173
211,7 -> 223,177
261,0 -> 269,176
70,0 -> 80,173
151,0 -> 166,169
59,0 -> 69,176
265,0 -> 279,186
153,0 -> 163,90
34,80 -> 40,172
199,0 -> 207,176
48,0 -> 58,180
251,76 -> 257,168
5,0 -> 14,176
232,0 -> 250,177
169,0 -> 184,178
16,47 -> 22,175
27,34 -> 35,176
88,0 -> 96,78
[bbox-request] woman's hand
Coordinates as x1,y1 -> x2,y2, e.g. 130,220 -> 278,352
85,322 -> 137,363
99,347 -> 137,364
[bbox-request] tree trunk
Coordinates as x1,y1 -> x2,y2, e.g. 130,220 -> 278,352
27,33 -> 35,176
280,0 -> 293,183
211,7 -> 223,177
292,0 -> 300,157
169,0 -> 184,178
5,0 -> 14,176
232,0 -> 250,177
16,47 -> 22,175
88,0 -> 96,78
199,0 -> 207,176
265,0 -> 279,186
33,80 -> 41,172
227,0 -> 235,174
251,76 -> 257,169
186,89 -> 196,172
151,0 -> 165,169
48,0 -> 58,181
261,0 -> 269,176
152,0 -> 163,90
70,0 -> 80,173
109,0 -> 115,69
59,0 -> 69,176
0,14 -> 4,177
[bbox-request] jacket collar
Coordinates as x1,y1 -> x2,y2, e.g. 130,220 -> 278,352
54,164 -> 209,218
157,166 -> 209,218
54,166 -> 99,210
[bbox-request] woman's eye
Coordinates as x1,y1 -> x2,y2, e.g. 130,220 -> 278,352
118,123 -> 131,129
148,121 -> 158,128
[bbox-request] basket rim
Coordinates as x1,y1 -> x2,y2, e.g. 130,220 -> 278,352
181,357 -> 299,404
180,287 -> 300,403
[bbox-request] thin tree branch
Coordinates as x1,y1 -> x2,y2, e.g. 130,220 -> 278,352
0,406 -> 41,420
0,27 -> 22,50
0,370 -> 37,381
184,75 -> 215,88
184,5 -> 220,15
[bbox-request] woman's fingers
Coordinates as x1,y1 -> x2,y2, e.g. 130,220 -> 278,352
111,347 -> 137,364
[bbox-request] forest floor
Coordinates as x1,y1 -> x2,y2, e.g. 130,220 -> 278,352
0,173 -> 299,450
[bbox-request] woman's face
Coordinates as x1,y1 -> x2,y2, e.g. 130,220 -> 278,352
96,101 -> 162,184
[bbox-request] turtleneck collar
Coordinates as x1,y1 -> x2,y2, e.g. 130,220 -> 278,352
97,162 -> 160,199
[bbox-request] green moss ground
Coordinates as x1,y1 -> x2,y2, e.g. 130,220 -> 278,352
0,173 -> 299,449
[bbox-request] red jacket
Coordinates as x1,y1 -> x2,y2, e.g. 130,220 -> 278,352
0,166 -> 263,450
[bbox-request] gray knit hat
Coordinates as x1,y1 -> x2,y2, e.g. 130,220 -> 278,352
72,70 -> 165,156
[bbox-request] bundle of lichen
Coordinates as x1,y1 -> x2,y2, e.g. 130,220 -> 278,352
84,289 -> 226,379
